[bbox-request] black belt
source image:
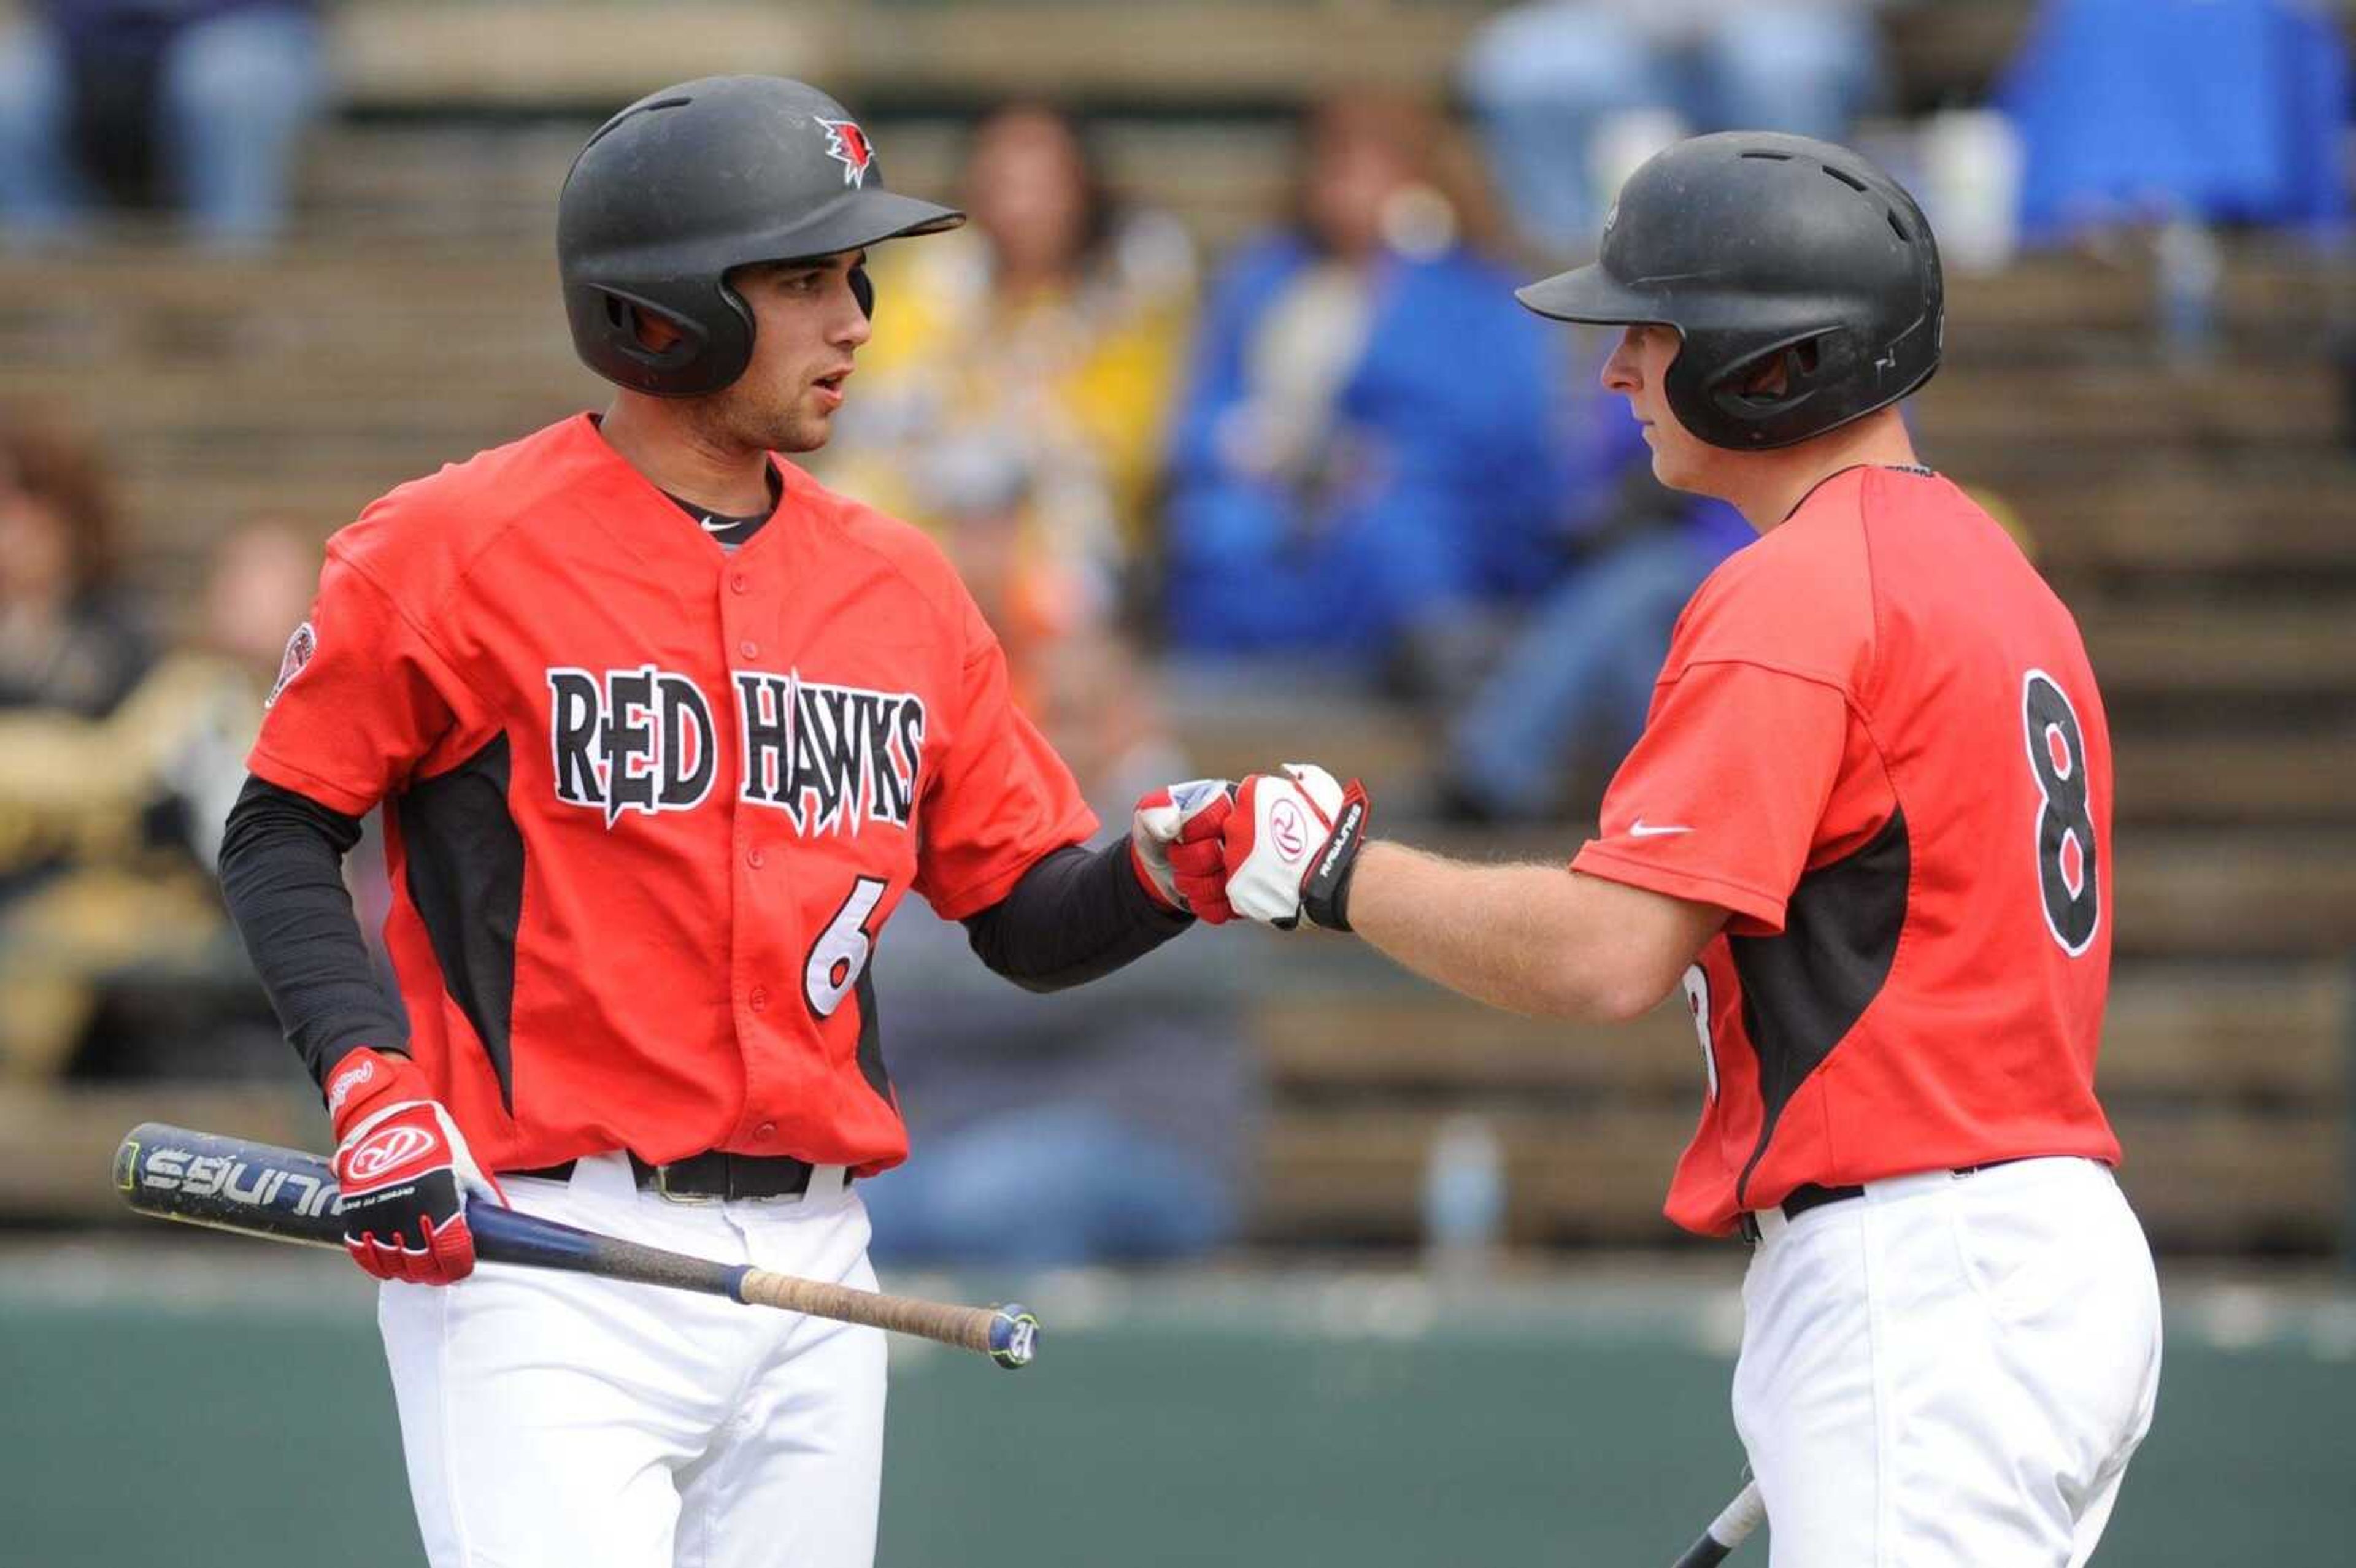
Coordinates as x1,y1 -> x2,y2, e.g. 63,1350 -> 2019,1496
1738,1160 -> 2030,1244
507,1150 -> 831,1202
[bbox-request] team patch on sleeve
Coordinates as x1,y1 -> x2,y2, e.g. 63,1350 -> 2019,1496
265,620 -> 317,709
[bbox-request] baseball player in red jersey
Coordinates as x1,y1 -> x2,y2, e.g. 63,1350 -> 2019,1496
1185,133 -> 2162,1564
215,77 -> 1230,1568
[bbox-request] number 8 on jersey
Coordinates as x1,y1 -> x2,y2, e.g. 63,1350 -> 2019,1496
2023,669 -> 2099,956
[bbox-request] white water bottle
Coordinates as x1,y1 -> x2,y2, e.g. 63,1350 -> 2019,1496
1422,1113 -> 1506,1272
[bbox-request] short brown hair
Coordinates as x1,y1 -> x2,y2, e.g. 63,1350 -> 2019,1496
0,410 -> 120,597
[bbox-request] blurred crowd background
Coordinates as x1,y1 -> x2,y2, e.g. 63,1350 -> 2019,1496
4,4 -> 2355,1565
0,0 -> 2352,1279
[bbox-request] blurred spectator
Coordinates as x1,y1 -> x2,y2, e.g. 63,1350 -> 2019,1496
820,102 -> 1193,660
0,0 -> 327,250
1460,1 -> 1890,255
1160,91 -> 1569,666
859,628 -> 1259,1268
0,413 -> 152,717
1998,0 -> 2349,245
0,515 -> 314,1077
1435,388 -> 1752,822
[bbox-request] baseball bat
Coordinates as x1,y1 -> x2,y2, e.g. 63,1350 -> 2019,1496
112,1121 -> 1039,1370
1670,1480 -> 1765,1567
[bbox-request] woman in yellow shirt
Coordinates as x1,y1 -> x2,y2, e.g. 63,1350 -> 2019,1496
819,104 -> 1193,676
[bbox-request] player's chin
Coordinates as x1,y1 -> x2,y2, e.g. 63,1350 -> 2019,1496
1650,446 -> 1701,493
766,405 -> 836,455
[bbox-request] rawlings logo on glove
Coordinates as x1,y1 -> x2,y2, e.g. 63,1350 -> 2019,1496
326,1047 -> 504,1286
1179,764 -> 1371,931
344,1123 -> 441,1183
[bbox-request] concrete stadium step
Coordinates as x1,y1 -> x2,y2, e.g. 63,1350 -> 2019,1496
1919,359 -> 2346,449
0,1084 -> 323,1225
2077,596 -> 2356,701
2114,829 -> 2356,958
1942,248 -> 2352,347
1255,1099 -> 2344,1251
332,2 -> 1484,113
2113,728 -> 2356,826
1162,666 -> 1439,790
298,117 -> 1296,250
2014,461 -> 2356,579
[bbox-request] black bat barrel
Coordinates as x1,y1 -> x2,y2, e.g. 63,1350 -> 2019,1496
113,1123 -> 748,1298
115,1122 -> 345,1247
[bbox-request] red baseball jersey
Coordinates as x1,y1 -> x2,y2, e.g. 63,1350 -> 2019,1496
1572,467 -> 2120,1237
251,413 -> 1095,1175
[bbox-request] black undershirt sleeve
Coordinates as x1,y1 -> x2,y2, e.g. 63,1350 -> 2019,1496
218,774 -> 408,1088
960,836 -> 1192,993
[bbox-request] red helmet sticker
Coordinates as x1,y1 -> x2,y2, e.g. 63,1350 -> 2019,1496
815,117 -> 873,188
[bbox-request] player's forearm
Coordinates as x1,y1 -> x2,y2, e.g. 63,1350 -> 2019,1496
961,837 -> 1191,993
1344,840 -> 1693,1022
218,775 -> 408,1085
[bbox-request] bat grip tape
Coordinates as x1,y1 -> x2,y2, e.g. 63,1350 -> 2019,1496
732,1266 -> 998,1355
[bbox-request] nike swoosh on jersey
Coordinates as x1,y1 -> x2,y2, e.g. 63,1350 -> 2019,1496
698,516 -> 733,534
1628,820 -> 1693,839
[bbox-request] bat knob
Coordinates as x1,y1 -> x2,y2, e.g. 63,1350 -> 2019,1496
988,1304 -> 1041,1369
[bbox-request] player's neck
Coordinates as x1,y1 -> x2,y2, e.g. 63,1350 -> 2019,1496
1727,411 -> 1922,534
597,396 -> 777,517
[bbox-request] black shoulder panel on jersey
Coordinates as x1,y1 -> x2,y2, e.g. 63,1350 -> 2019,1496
1728,806 -> 1910,1207
399,735 -> 526,1110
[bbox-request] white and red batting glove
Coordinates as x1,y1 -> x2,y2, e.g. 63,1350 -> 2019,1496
325,1047 -> 504,1286
1130,778 -> 1240,922
1209,764 -> 1372,931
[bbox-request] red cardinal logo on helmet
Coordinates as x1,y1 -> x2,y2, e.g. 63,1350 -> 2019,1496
815,117 -> 872,188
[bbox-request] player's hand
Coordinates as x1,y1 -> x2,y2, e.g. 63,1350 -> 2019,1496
1219,764 -> 1372,931
325,1047 -> 504,1286
1130,778 -> 1239,921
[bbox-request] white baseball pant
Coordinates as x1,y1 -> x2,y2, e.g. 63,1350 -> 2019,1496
377,1152 -> 885,1568
1734,1156 -> 2163,1567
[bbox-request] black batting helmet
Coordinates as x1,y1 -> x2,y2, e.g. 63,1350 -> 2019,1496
1518,131 -> 1943,451
558,75 -> 965,398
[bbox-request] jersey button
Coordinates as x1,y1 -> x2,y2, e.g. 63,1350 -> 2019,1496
739,639 -> 759,659
749,986 -> 769,1012
753,1122 -> 777,1142
747,847 -> 765,869
730,573 -> 750,595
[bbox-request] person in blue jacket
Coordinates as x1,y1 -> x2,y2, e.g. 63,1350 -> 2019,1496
1161,93 -> 1572,664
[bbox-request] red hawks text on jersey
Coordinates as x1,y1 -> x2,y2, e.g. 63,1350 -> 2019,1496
1571,468 -> 2122,1237
543,664 -> 928,835
250,414 -> 1096,1176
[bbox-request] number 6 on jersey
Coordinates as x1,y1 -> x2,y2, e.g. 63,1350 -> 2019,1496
807,876 -> 888,1017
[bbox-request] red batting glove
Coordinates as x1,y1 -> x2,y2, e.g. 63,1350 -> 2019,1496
1130,779 -> 1238,921
325,1047 -> 503,1286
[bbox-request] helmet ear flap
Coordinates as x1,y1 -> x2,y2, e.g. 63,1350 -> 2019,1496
850,264 -> 874,319
1713,331 -> 1844,420
599,290 -> 707,372
1666,325 -> 1858,448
